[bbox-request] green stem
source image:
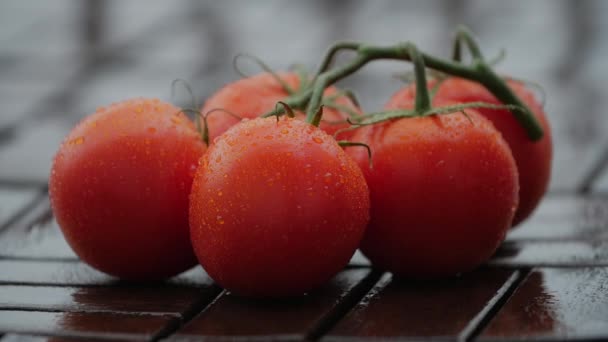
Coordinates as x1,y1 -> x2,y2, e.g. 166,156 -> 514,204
452,35 -> 462,62
407,44 -> 431,112
304,41 -> 544,140
455,25 -> 484,61
315,42 -> 361,76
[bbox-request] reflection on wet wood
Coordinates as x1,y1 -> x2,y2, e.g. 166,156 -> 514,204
481,267 -> 608,340
0,310 -> 173,340
174,269 -> 379,340
326,269 -> 516,339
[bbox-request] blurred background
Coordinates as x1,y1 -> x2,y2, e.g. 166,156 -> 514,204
0,0 -> 607,193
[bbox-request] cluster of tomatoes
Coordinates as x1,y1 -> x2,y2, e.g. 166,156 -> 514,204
49,37 -> 552,297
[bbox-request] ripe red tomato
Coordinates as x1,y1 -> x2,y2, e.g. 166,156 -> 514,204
189,116 -> 370,296
385,78 -> 552,226
49,98 -> 206,280
202,72 -> 360,142
346,108 -> 519,277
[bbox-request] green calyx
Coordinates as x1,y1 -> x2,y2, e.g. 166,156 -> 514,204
232,54 -> 361,125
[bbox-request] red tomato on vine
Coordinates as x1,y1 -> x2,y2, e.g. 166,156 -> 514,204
385,78 -> 552,226
346,106 -> 519,277
189,116 -> 369,296
202,72 -> 360,142
49,98 -> 206,280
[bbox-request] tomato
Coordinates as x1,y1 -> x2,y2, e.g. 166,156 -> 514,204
202,72 -> 360,142
385,78 -> 552,226
346,107 -> 519,277
189,116 -> 370,296
49,98 -> 206,280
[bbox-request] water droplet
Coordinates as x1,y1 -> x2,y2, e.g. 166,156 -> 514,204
264,135 -> 274,140
313,137 -> 323,144
217,216 -> 225,225
135,107 -> 143,113
148,127 -> 157,133
171,116 -> 182,124
70,136 -> 85,145
281,129 -> 289,134
217,191 -> 223,196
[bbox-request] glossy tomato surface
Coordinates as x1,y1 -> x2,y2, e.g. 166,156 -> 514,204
202,72 -> 359,142
49,98 -> 206,280
347,109 -> 519,277
190,117 -> 369,296
385,78 -> 552,226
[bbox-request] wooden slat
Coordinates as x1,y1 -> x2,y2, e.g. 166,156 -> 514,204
326,268 -> 518,340
348,250 -> 370,267
0,119 -> 70,183
0,188 -> 39,231
0,259 -> 215,288
173,268 -> 379,341
0,199 -> 77,260
0,334 -> 109,342
507,195 -> 608,241
490,240 -> 608,267
0,310 -> 174,341
480,267 -> 608,340
0,284 -> 214,317
0,260 -> 112,286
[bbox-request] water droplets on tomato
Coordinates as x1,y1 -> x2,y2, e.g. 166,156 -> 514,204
68,136 -> 85,145
189,164 -> 197,177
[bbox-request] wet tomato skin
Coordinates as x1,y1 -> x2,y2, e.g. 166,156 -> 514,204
189,117 -> 370,297
385,78 -> 552,226
49,98 -> 206,280
346,109 -> 519,277
202,72 -> 359,141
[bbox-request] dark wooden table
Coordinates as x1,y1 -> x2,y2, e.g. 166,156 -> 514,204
1,1 -> 607,341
